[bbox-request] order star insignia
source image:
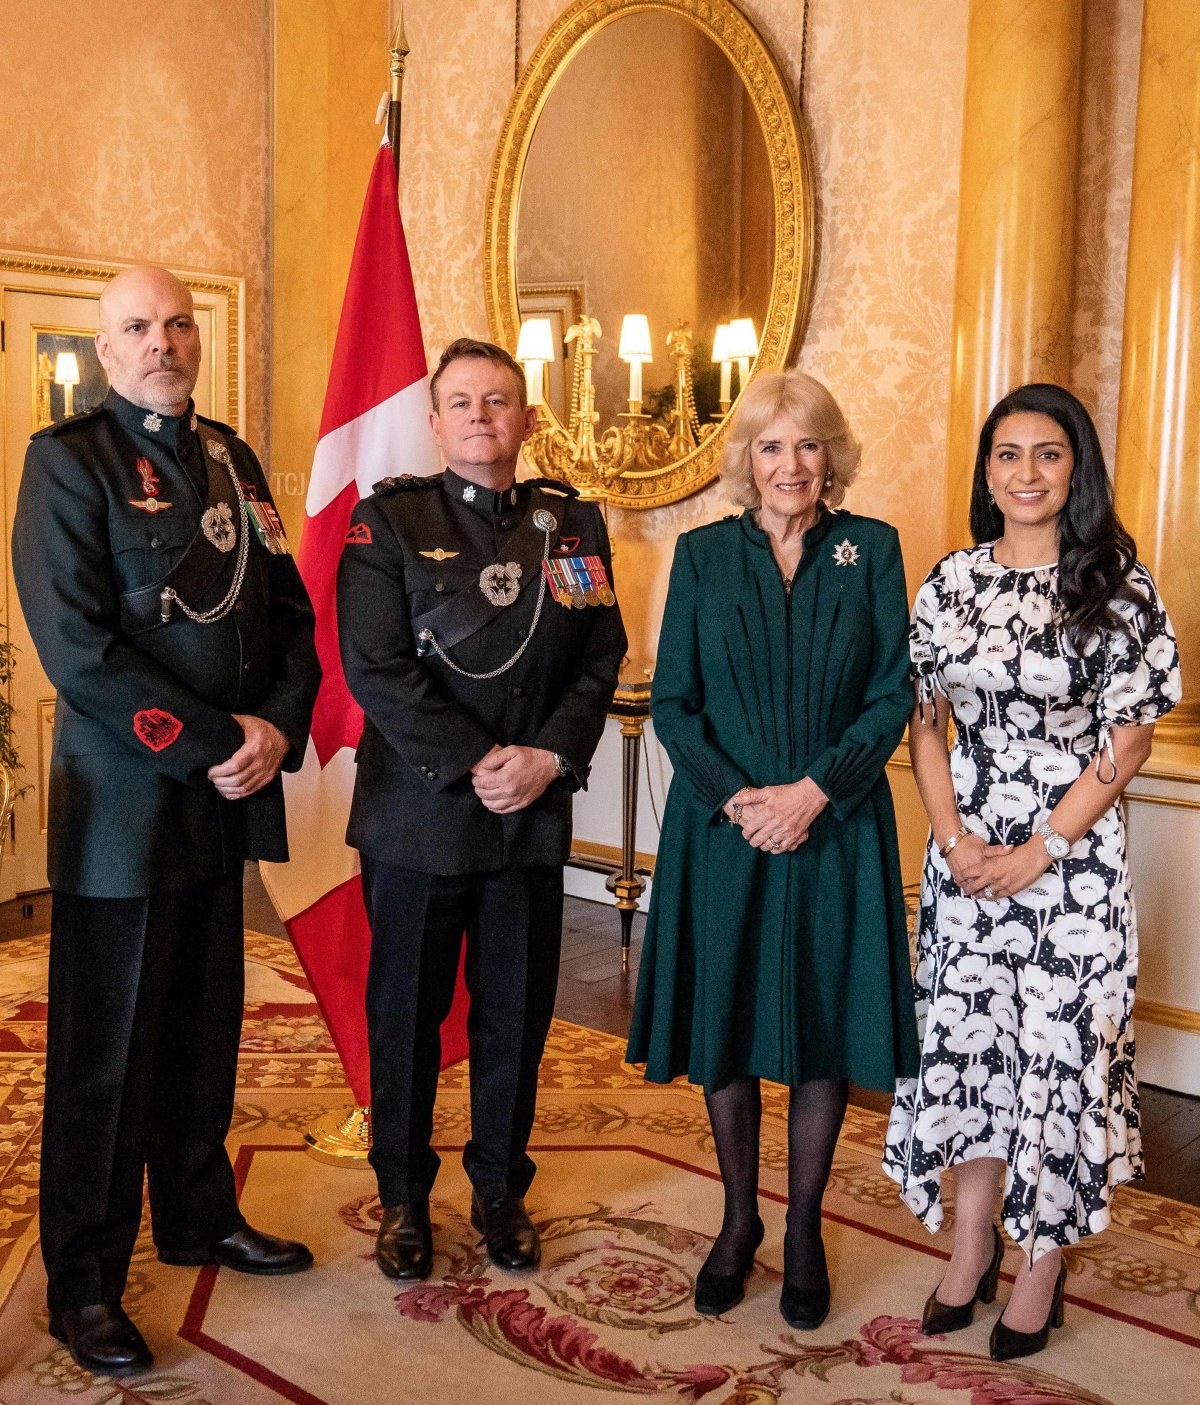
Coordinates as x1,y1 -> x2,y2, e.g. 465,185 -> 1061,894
833,538 -> 860,566
143,412 -> 163,432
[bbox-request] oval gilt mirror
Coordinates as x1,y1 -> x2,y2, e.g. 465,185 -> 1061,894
485,0 -> 816,509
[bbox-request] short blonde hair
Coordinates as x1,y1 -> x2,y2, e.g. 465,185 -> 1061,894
720,370 -> 861,510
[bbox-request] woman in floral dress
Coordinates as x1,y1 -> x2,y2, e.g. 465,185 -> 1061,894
883,384 -> 1181,1362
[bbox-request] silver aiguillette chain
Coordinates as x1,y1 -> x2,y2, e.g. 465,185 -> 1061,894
419,510 -> 555,680
160,464 -> 250,624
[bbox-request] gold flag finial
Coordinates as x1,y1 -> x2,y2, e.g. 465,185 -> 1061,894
389,11 -> 410,93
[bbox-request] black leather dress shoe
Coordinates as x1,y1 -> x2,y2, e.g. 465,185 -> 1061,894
780,1236 -> 831,1331
158,1225 -> 314,1275
922,1224 -> 1003,1336
49,1303 -> 152,1374
470,1192 -> 540,1271
989,1263 -> 1066,1362
694,1217 -> 764,1315
375,1201 -> 434,1280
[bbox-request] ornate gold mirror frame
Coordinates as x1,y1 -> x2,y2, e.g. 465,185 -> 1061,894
484,0 -> 816,509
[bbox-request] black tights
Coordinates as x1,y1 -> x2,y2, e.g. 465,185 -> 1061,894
704,1074 -> 849,1287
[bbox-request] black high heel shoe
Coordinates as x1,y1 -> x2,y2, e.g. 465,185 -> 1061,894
780,1234 -> 830,1331
694,1217 -> 764,1315
989,1262 -> 1067,1362
921,1224 -> 1004,1336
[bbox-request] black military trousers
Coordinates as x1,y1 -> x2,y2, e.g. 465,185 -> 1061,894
40,872 -> 247,1312
362,858 -> 564,1205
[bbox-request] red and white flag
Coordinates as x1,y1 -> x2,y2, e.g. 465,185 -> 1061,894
261,142 -> 466,1103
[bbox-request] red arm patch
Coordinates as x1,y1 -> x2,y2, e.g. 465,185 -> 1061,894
345,522 -> 373,545
133,709 -> 183,752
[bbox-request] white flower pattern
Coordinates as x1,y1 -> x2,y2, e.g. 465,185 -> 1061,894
883,545 -> 1180,1264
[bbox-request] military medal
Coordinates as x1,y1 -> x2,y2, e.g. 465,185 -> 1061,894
479,560 -> 522,607
542,554 -> 613,607
586,554 -> 616,606
201,502 -> 237,552
245,498 -> 289,554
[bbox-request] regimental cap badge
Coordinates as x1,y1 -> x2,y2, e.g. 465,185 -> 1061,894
143,412 -> 163,432
479,560 -> 522,607
206,439 -> 233,467
833,538 -> 860,566
201,502 -> 237,552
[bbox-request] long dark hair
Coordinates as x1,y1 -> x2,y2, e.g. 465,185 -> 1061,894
969,383 -> 1145,650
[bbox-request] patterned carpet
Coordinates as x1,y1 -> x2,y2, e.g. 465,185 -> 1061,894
1,931 -> 1197,1403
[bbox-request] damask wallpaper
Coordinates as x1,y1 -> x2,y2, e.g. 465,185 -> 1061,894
0,0 -> 272,450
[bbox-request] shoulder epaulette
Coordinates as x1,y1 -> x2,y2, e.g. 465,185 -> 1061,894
529,477 -> 579,499
30,406 -> 104,441
195,411 -> 236,436
372,473 -> 441,496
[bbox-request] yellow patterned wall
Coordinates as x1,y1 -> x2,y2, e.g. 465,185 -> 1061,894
0,0 -> 272,450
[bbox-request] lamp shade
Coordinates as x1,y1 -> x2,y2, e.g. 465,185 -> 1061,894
711,322 -> 733,363
618,313 -> 652,362
727,317 -> 759,359
54,351 -> 80,386
516,317 -> 555,364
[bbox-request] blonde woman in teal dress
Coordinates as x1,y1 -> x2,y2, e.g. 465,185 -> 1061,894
627,370 -> 919,1331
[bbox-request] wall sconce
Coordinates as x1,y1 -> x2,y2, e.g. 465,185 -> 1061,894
727,317 -> 759,397
515,317 -> 555,407
55,351 -> 81,417
711,322 -> 733,415
618,314 -> 653,413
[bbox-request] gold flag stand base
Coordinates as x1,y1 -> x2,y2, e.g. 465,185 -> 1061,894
304,1105 -> 373,1166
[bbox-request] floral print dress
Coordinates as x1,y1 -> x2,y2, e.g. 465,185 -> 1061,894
882,545 -> 1181,1263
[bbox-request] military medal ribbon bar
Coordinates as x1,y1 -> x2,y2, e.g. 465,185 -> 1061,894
541,554 -> 614,608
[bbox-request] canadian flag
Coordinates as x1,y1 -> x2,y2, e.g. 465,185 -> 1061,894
261,142 -> 467,1103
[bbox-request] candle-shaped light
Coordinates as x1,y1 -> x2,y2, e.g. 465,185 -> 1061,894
515,318 -> 555,407
711,322 -> 733,412
54,350 -> 80,416
727,318 -> 759,397
619,314 -> 653,412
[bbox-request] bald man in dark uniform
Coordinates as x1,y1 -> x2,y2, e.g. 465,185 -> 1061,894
12,266 -> 320,1373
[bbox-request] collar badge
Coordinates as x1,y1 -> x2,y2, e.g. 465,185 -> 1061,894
462,483 -> 477,503
190,413 -> 198,431
143,412 -> 163,432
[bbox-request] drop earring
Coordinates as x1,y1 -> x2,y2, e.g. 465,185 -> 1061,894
987,485 -> 995,504
824,471 -> 833,489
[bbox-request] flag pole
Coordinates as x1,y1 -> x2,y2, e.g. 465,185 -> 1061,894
386,11 -> 409,179
301,17 -> 412,1167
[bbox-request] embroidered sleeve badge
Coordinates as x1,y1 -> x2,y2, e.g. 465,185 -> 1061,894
133,708 -> 183,751
345,522 -> 373,545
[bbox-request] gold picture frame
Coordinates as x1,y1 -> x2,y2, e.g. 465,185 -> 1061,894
484,0 -> 816,509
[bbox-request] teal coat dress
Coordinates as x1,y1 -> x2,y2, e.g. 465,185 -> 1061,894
626,508 -> 920,1092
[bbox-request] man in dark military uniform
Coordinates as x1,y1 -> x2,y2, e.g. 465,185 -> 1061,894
11,266 -> 320,1373
338,338 -> 625,1281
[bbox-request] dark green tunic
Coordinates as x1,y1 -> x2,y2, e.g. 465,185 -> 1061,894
626,508 -> 919,1092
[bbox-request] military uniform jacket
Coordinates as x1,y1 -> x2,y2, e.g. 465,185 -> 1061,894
11,389 -> 320,898
338,469 -> 626,874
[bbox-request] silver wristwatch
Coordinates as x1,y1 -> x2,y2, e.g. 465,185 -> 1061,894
1036,821 -> 1070,860
552,752 -> 573,779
